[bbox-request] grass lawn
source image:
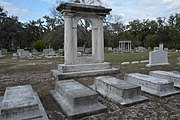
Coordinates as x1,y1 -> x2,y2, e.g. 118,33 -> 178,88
105,52 -> 180,64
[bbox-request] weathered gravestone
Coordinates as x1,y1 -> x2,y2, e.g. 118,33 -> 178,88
51,3 -> 119,80
113,48 -> 119,54
0,51 -> 3,58
20,50 -> 31,59
17,49 -> 24,56
146,44 -> 169,67
12,53 -> 18,59
92,76 -> 148,105
51,79 -> 106,119
149,70 -> 180,88
43,49 -> 53,55
0,85 -> 48,120
1,48 -> 7,55
124,73 -> 180,97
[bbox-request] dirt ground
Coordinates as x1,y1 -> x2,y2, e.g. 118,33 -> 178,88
0,59 -> 180,120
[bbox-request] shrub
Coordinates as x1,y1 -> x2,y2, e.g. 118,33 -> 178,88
175,44 -> 180,50
33,40 -> 46,52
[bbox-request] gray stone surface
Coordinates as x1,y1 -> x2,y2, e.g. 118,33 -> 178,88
146,50 -> 169,67
92,76 -> 148,105
50,79 -> 106,119
124,73 -> 180,97
0,85 -> 48,120
58,62 -> 112,73
149,70 -> 180,88
51,67 -> 119,80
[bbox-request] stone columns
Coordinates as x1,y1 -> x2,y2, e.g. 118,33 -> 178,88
98,18 -> 104,63
92,27 -> 98,62
64,13 -> 77,65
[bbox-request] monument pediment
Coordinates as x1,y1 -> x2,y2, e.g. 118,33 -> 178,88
57,3 -> 111,16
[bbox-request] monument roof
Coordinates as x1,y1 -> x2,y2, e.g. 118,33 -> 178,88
57,2 -> 111,15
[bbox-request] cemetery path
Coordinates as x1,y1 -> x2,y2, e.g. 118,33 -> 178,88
0,60 -> 180,120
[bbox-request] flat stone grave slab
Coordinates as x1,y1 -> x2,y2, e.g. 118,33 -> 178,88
149,70 -> 180,88
51,62 -> 119,80
124,73 -> 180,97
0,85 -> 48,120
92,76 -> 148,106
50,79 -> 106,119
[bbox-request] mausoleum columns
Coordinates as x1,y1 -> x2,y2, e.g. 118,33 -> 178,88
64,14 -> 77,65
97,18 -> 104,63
92,27 -> 98,62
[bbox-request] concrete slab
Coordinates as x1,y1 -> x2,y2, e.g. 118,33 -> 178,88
0,85 -> 48,120
51,67 -> 119,80
58,62 -> 112,73
149,70 -> 180,88
124,73 -> 180,97
92,76 -> 148,105
50,79 -> 106,119
131,61 -> 139,64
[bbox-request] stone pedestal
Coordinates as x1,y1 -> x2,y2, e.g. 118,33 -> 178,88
0,85 -> 48,120
149,70 -> 180,88
124,73 -> 180,97
50,80 -> 106,119
92,76 -> 148,105
51,62 -> 119,80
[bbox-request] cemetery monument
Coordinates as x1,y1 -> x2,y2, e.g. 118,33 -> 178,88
51,3 -> 119,80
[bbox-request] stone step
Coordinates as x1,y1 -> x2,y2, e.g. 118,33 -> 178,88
149,70 -> 180,88
92,76 -> 148,105
0,85 -> 48,120
51,68 -> 119,80
51,79 -> 107,119
58,62 -> 112,73
124,73 -> 180,97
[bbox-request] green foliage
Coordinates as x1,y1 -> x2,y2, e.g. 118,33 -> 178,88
33,40 -> 46,52
175,44 -> 180,50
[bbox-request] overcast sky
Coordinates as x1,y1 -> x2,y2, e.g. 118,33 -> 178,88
0,0 -> 180,23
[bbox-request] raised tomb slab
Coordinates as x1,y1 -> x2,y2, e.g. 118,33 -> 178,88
50,79 -> 106,119
149,70 -> 180,88
0,85 -> 48,120
124,73 -> 180,97
91,76 -> 148,105
51,62 -> 119,80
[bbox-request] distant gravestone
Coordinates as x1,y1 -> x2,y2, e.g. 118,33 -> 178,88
113,48 -> 119,54
153,47 -> 159,51
32,49 -> 38,54
58,49 -> 64,52
48,50 -> 56,56
20,51 -> 31,59
164,48 -> 168,51
43,49 -> 53,55
77,47 -> 85,52
137,46 -> 147,52
107,47 -> 113,51
12,53 -> 18,59
17,49 -> 24,56
0,51 -> 3,58
1,48 -> 7,55
85,48 -> 92,54
146,44 -> 169,67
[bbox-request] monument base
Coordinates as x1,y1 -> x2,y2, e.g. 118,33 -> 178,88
51,62 -> 119,80
146,63 -> 169,67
